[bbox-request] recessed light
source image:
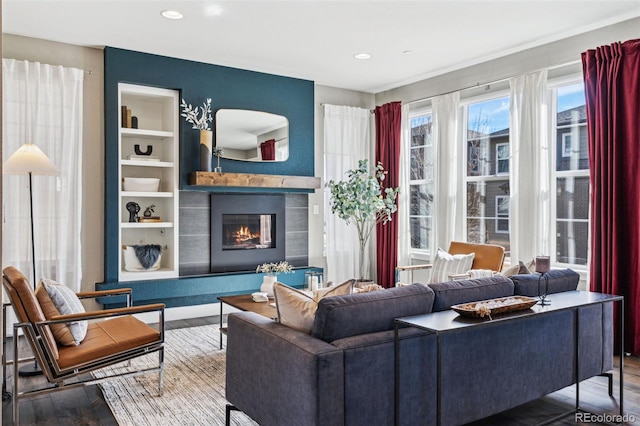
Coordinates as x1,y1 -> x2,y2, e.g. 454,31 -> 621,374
161,10 -> 184,20
402,50 -> 413,55
353,53 -> 372,60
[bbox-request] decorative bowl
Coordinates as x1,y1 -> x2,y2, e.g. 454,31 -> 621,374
123,177 -> 160,192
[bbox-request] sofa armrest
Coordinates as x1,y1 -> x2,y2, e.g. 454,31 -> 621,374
226,312 -> 344,426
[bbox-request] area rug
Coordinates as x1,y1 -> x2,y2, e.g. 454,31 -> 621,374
93,324 -> 257,426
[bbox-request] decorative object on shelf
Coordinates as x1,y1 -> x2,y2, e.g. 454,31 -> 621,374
304,270 -> 323,291
122,244 -> 162,271
134,144 -> 153,156
536,255 -> 551,306
3,143 -> 61,377
213,146 -> 224,173
327,159 -> 399,281
131,116 -> 138,129
256,261 -> 293,297
126,201 -> 140,222
143,204 -> 156,217
180,97 -> 214,172
121,105 -> 133,128
123,177 -> 160,192
451,296 -> 537,319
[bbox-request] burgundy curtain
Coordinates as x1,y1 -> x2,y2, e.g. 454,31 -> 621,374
374,102 -> 401,288
260,139 -> 276,160
582,39 -> 640,355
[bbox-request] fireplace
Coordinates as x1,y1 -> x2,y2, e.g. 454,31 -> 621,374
210,194 -> 285,272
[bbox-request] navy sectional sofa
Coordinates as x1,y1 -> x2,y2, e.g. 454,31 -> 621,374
225,270 -> 614,426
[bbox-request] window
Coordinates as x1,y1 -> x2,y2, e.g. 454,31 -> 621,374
409,113 -> 434,252
465,95 -> 511,253
553,81 -> 589,266
495,195 -> 509,233
496,143 -> 509,174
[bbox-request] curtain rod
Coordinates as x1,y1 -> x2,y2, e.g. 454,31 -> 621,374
406,58 -> 582,105
320,103 -> 375,114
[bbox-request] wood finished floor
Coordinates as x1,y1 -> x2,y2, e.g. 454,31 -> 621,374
2,314 -> 639,425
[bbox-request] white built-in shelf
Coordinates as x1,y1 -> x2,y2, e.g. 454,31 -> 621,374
119,268 -> 176,282
121,191 -> 174,198
121,128 -> 173,139
121,222 -> 174,228
121,160 -> 174,168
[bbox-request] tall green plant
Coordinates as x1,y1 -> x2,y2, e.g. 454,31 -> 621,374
327,159 -> 399,281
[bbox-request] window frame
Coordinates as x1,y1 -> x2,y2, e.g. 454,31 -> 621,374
495,194 -> 509,234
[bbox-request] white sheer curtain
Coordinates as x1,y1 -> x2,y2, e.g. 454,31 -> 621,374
323,104 -> 371,283
397,104 -> 412,269
432,92 -> 463,253
509,70 -> 549,262
2,59 -> 84,291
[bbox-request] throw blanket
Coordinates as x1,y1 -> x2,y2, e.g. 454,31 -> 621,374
468,269 -> 494,279
132,244 -> 162,269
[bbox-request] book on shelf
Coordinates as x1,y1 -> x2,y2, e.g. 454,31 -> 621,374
121,105 -> 133,128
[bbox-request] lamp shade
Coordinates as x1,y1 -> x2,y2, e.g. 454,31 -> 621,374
3,143 -> 60,176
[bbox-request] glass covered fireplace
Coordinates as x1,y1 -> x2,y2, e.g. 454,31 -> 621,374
210,194 -> 285,272
222,214 -> 275,250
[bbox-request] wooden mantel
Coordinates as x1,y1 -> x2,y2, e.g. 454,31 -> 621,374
189,171 -> 321,189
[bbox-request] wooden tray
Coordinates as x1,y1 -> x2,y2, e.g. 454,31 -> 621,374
451,296 -> 537,318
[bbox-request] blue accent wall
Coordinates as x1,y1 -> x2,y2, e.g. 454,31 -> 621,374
102,47 -> 316,303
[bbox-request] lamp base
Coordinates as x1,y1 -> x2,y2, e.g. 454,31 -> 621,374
537,299 -> 551,306
18,362 -> 43,377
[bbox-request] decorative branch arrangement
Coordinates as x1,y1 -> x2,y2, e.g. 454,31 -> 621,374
256,261 -> 293,275
327,159 -> 399,281
180,98 -> 213,130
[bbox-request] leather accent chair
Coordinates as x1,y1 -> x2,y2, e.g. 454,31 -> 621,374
2,266 -> 165,425
395,241 -> 506,284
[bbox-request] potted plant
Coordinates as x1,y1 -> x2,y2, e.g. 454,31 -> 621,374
256,260 -> 293,296
327,159 -> 399,282
180,97 -> 213,171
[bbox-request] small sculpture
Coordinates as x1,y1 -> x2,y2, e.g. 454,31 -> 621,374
126,201 -> 140,222
143,204 -> 156,218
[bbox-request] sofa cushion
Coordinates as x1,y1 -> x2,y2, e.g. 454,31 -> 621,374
429,276 -> 514,312
312,284 -> 435,342
511,268 -> 579,297
273,280 -> 354,333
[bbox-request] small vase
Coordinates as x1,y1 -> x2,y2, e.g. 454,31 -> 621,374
200,129 -> 213,172
260,274 -> 277,297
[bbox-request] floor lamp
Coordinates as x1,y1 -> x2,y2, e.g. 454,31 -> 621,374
3,143 -> 60,377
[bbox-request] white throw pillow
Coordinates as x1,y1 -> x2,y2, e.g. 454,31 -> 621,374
40,278 -> 88,345
429,248 -> 475,284
273,279 -> 354,333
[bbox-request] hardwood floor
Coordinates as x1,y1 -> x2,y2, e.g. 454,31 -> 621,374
2,315 -> 639,425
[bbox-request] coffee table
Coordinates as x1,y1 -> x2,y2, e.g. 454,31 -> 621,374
217,294 -> 277,349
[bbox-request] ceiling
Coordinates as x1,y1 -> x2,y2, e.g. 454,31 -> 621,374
4,1 -> 640,93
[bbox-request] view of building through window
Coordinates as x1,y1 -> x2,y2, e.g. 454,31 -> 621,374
409,113 -> 434,251
466,96 -> 511,254
555,82 -> 588,265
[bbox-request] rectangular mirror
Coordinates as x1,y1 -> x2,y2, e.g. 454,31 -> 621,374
215,109 -> 289,162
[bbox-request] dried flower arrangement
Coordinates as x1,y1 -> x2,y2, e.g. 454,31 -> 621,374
180,98 -> 213,130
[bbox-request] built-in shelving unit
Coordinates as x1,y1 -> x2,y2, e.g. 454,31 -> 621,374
118,83 -> 179,281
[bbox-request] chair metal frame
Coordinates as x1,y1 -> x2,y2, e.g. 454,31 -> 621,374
2,280 -> 165,425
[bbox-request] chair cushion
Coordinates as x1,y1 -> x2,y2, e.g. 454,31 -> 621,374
429,276 -> 515,312
312,284 -> 435,342
56,315 -> 161,370
430,248 -> 474,283
36,278 -> 88,345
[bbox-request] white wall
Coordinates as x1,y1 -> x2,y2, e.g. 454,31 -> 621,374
376,17 -> 640,105
2,34 -> 104,309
